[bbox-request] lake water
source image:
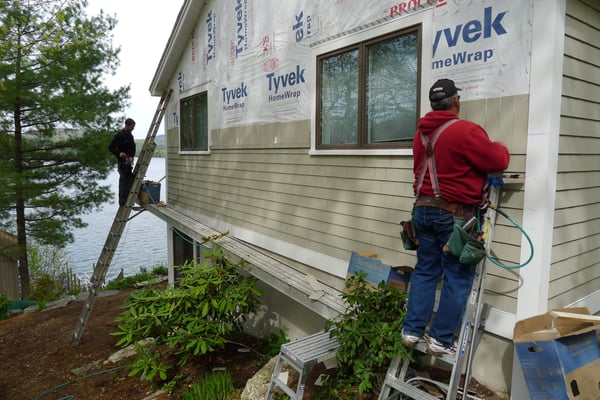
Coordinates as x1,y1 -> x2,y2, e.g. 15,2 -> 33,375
65,158 -> 168,284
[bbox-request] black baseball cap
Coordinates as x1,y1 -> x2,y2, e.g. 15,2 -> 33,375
429,79 -> 461,101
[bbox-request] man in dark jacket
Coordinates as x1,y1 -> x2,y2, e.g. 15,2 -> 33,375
108,118 -> 136,206
401,79 -> 510,356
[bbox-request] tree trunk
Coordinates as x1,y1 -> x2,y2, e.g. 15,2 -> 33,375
16,198 -> 30,299
13,41 -> 30,298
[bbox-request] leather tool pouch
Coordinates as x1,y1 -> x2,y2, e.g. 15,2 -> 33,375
400,220 -> 419,250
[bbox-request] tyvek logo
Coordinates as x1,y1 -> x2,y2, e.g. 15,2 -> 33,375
222,82 -> 248,104
206,11 -> 217,63
292,11 -> 314,42
233,0 -> 249,59
433,7 -> 507,57
266,65 -> 305,103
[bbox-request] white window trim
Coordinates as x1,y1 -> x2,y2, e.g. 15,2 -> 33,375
309,8 -> 434,156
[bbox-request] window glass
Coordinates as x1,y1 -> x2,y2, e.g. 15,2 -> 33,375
367,32 -> 418,143
319,48 -> 359,145
317,26 -> 420,149
180,92 -> 208,151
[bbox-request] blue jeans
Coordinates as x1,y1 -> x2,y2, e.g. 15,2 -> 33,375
402,206 -> 476,347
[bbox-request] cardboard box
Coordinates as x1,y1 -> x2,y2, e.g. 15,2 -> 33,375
138,181 -> 161,204
345,251 -> 412,292
513,307 -> 600,400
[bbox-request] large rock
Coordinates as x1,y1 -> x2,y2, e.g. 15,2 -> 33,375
240,356 -> 279,400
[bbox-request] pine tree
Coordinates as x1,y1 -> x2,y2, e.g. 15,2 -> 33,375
0,0 -> 130,298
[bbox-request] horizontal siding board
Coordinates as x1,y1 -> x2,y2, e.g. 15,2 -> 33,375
552,218 -> 600,246
551,247 -> 600,281
563,36 -> 600,67
556,173 -> 600,192
554,187 -> 600,209
482,291 -> 517,314
549,272 -> 600,307
562,77 -> 600,103
558,136 -> 600,155
551,232 -> 600,264
549,276 -> 600,309
567,0 -> 600,36
557,156 -> 600,174
560,117 -> 600,138
561,96 -> 600,121
562,56 -> 599,83
554,203 -> 600,226
565,14 -> 600,48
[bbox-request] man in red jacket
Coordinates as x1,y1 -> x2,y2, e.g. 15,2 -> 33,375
401,79 -> 510,356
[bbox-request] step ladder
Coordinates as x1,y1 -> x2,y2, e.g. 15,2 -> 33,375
266,330 -> 340,400
379,182 -> 502,400
71,89 -> 172,346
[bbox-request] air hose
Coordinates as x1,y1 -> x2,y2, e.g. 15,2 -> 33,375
34,365 -> 126,400
485,204 -> 534,270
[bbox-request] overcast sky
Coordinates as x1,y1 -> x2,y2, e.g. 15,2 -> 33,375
86,1 -> 184,139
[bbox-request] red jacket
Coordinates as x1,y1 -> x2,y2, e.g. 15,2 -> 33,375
413,111 -> 510,205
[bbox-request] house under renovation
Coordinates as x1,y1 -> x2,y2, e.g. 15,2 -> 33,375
145,0 -> 599,397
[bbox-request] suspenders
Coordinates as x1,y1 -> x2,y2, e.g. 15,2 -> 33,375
415,119 -> 458,197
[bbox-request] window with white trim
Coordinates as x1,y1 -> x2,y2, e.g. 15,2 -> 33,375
316,25 -> 421,149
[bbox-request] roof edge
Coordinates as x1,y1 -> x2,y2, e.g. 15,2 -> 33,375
149,0 -> 205,96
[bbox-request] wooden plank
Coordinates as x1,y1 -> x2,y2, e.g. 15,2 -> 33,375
144,204 -> 347,320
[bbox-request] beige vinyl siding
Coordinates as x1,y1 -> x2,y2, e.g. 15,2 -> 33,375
549,0 -> 600,308
461,95 -> 529,314
165,93 -> 529,315
166,144 -> 416,266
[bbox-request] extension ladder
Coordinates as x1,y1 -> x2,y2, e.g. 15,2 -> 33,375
379,182 -> 502,400
71,89 -> 172,346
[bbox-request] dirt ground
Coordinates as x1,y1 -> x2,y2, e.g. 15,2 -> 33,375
0,289 -> 504,400
0,289 -> 270,400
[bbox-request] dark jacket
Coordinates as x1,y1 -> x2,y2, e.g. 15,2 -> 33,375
108,129 -> 136,168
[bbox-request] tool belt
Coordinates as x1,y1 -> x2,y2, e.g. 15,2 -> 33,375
414,196 -> 476,220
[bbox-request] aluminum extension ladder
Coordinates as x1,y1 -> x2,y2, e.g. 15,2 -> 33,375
379,182 -> 502,400
71,89 -> 172,346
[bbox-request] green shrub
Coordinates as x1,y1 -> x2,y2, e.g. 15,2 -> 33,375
29,273 -> 62,302
0,293 -> 9,310
264,329 -> 290,358
112,247 -> 262,387
324,272 -> 409,395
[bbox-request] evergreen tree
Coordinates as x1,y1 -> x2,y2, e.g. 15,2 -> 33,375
0,0 -> 130,298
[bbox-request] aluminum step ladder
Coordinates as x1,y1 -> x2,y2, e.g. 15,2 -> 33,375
379,182 -> 502,400
266,330 -> 340,400
71,89 -> 172,346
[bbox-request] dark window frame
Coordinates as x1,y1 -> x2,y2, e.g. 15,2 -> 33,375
180,91 -> 209,152
316,24 -> 422,150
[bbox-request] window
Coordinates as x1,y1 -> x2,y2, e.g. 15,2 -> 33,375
317,26 -> 420,149
180,92 -> 208,151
